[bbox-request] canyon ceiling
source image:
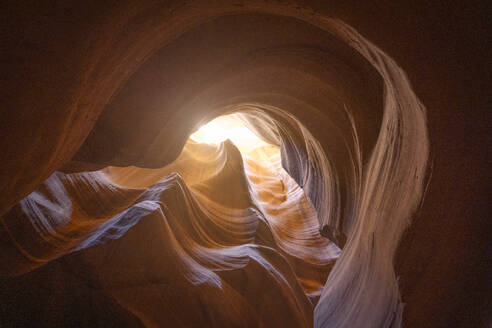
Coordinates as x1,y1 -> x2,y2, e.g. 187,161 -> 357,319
0,1 -> 490,327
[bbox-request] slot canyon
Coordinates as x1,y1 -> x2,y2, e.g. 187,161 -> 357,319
0,1 -> 489,327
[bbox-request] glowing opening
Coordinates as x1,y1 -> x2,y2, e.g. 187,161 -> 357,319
190,114 -> 272,156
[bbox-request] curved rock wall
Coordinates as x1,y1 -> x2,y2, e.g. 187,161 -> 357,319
1,1 -> 489,327
2,139 -> 339,327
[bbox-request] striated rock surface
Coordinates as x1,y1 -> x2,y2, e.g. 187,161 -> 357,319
1,139 -> 338,327
1,1 -> 489,327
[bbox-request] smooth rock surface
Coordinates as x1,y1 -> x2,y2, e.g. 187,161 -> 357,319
1,1 -> 489,327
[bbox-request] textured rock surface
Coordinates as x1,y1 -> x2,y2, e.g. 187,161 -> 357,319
1,139 -> 339,327
0,1 -> 489,327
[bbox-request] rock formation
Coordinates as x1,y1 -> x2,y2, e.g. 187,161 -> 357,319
1,1 -> 489,327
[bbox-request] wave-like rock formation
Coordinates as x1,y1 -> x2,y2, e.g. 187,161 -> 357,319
2,139 -> 339,327
1,1 -> 489,327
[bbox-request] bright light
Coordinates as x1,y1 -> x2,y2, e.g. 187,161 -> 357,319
190,115 -> 270,154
